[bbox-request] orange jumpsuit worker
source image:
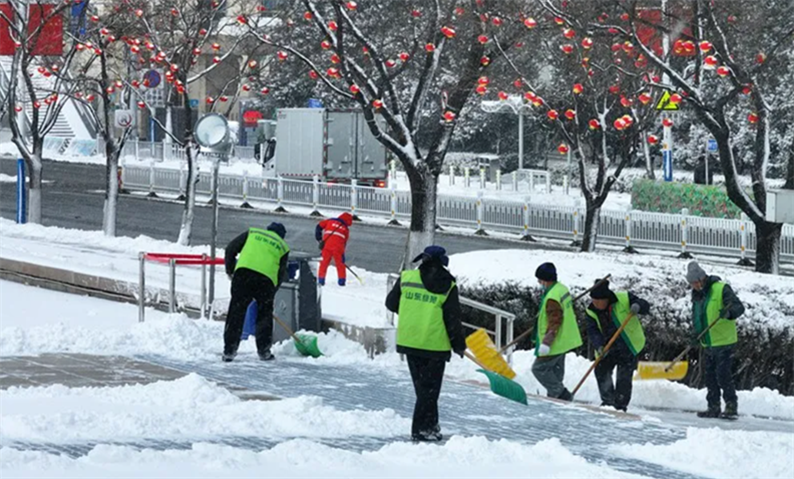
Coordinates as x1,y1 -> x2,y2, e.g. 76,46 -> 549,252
315,212 -> 353,286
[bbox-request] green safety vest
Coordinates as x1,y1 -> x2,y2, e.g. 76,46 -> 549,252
234,228 -> 290,285
396,270 -> 454,352
585,291 -> 646,356
536,282 -> 583,356
693,281 -> 737,347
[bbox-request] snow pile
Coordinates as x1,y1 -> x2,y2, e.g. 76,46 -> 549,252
0,374 -> 408,442
612,427 -> 794,479
449,249 -> 794,333
0,436 -> 640,478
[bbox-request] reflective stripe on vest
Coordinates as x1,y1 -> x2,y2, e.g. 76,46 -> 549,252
536,282 -> 583,356
396,269 -> 453,352
234,228 -> 290,285
694,281 -> 737,347
585,291 -> 646,356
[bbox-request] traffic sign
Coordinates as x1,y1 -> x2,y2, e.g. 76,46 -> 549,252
189,99 -> 199,108
707,138 -> 718,152
143,70 -> 161,89
114,109 -> 134,128
656,91 -> 680,111
663,150 -> 673,181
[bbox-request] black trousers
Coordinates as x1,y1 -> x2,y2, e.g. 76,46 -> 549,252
406,355 -> 446,437
594,347 -> 638,410
224,268 -> 276,356
704,345 -> 737,407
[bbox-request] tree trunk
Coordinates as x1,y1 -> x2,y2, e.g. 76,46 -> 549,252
643,138 -> 656,180
103,138 -> 119,236
754,220 -> 782,275
785,142 -> 793,190
177,143 -> 198,245
404,164 -> 438,267
580,201 -> 601,253
26,157 -> 42,224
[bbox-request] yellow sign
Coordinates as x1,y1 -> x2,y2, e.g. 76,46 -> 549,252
656,91 -> 680,111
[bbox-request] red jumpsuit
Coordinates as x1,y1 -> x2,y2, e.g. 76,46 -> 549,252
317,212 -> 353,284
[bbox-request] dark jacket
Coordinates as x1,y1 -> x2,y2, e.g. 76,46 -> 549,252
691,275 -> 745,320
586,291 -> 650,352
385,260 -> 467,361
224,231 -> 289,286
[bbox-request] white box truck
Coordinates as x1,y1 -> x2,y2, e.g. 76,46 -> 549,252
272,108 -> 389,186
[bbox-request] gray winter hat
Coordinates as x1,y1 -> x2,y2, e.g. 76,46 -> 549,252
686,261 -> 707,283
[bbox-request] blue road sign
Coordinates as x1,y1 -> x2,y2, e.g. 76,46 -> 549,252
16,159 -> 26,224
143,70 -> 161,89
663,150 -> 673,182
307,98 -> 323,108
189,99 -> 199,108
707,139 -> 718,152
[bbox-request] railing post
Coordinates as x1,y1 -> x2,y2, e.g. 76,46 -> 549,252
176,165 -> 186,201
464,167 -> 470,187
529,171 -> 535,193
350,179 -> 360,220
310,175 -> 322,216
147,161 -> 157,197
201,253 -> 207,319
390,159 -> 397,183
162,141 -> 167,162
563,174 -> 569,195
623,208 -> 637,253
474,190 -> 487,236
168,258 -> 177,313
138,252 -> 146,323
134,138 -> 139,161
275,176 -> 286,213
495,170 -> 501,190
521,196 -> 535,242
738,213 -> 754,266
571,204 -> 582,247
241,173 -> 252,208
506,316 -> 514,365
678,208 -> 693,259
512,171 -> 518,191
388,181 -> 400,226
449,164 -> 455,186
479,167 -> 486,189
495,314 -> 503,355
545,172 -> 551,194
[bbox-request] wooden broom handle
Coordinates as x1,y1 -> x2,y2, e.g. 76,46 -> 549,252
664,315 -> 724,372
571,311 -> 635,396
272,314 -> 306,346
498,274 -> 613,354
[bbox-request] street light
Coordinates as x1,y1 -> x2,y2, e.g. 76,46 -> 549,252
480,95 -> 534,171
194,113 -> 232,309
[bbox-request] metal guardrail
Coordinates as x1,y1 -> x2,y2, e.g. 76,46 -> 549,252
386,273 -> 516,364
121,164 -> 794,264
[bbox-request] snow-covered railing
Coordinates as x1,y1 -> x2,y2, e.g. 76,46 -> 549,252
121,164 -> 794,264
41,137 -> 259,162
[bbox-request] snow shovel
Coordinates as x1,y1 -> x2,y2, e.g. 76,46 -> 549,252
571,310 -> 636,396
272,314 -> 323,358
464,351 -> 528,405
466,329 -> 516,379
345,264 -> 364,285
636,315 -> 723,381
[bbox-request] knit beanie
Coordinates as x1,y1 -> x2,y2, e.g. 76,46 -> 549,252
267,222 -> 287,239
686,261 -> 707,283
412,245 -> 449,267
535,262 -> 557,282
589,279 -> 611,299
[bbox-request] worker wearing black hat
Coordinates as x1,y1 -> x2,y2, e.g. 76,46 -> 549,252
385,245 -> 466,442
532,262 -> 582,401
585,279 -> 650,411
222,222 -> 290,362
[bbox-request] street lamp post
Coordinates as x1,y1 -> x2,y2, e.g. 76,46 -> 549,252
194,113 -> 232,309
481,95 -> 533,171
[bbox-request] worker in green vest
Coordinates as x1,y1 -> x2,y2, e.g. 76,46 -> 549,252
686,261 -> 745,419
585,279 -> 650,411
531,262 -> 582,401
385,246 -> 466,442
222,222 -> 290,362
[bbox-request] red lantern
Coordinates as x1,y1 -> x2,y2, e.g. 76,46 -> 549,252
242,84 -> 251,92
572,83 -> 583,95
86,95 -> 95,102
260,87 -> 270,95
236,15 -> 247,25
498,91 -> 509,101
332,54 -> 342,64
699,41 -> 712,52
727,14 -> 737,23
115,80 -> 124,88
219,96 -> 228,102
647,134 -> 659,145
326,67 -> 339,77
514,78 -> 523,88
248,60 -> 258,69
346,1 -> 357,10
703,55 -> 718,69
669,93 -> 682,104
399,52 -> 410,62
443,111 -> 456,122
581,37 -> 593,49
480,56 -> 490,66
564,109 -> 576,120
277,51 -> 288,61
454,6 -> 464,16
557,143 -> 569,155
523,91 -> 536,101
321,40 -> 332,50
747,112 -> 759,124
14,105 -> 22,112
524,18 -> 537,29
563,28 -> 575,39
90,14 -> 100,22
662,118 -> 673,127
350,84 -> 360,94
213,56 -> 221,64
560,44 -> 574,55
411,9 -> 421,18
622,115 -> 634,126
756,52 -> 766,64
478,76 -> 489,85
613,118 -> 627,130
441,26 -> 456,38
303,11 -> 312,20
477,35 -> 488,44
135,9 -> 143,17
362,46 -> 369,55
385,59 -> 396,68
620,13 -> 629,21
547,110 -> 559,120
309,70 -> 319,79
131,80 -> 140,88
425,43 -> 436,53
611,43 -> 621,53
199,29 -> 208,35
638,92 -> 652,105
492,17 -> 502,26
372,99 -> 383,109
106,86 -> 114,94
620,96 -> 633,108
532,97 -> 544,107
136,101 -> 145,109
206,96 -> 214,104
717,66 -> 731,77
588,119 -> 600,130
608,85 -> 620,94
554,16 -> 565,26
212,43 -> 221,51
328,21 -> 338,31
476,84 -> 487,95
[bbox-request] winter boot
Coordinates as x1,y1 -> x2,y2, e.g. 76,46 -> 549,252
557,389 -> 574,402
258,349 -> 275,361
221,352 -> 237,363
318,278 -> 326,286
697,405 -> 721,418
720,401 -> 738,420
338,278 -> 346,286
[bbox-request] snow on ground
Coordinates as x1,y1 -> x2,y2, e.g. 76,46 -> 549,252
0,173 -> 15,183
0,143 -> 106,165
612,427 -> 794,479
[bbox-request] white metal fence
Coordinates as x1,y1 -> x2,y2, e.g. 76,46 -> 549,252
121,164 -> 794,264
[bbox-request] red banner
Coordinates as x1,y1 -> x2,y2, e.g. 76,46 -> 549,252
0,3 -> 64,56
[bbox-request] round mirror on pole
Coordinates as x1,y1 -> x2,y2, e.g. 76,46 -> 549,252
195,113 -> 230,149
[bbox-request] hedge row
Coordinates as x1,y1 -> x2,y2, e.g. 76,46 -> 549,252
458,281 -> 794,396
630,179 -> 746,219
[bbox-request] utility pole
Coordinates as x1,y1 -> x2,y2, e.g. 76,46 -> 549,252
662,0 -> 674,182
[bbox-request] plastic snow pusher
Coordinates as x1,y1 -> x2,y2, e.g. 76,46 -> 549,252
636,315 -> 724,380
273,314 -> 323,358
463,351 -> 528,405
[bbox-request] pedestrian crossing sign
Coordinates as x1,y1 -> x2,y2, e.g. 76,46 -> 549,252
656,91 -> 680,111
